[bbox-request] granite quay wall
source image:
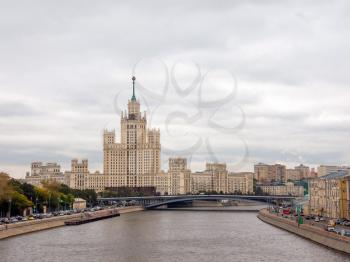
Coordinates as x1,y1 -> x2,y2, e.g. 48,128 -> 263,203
0,206 -> 143,240
258,209 -> 350,254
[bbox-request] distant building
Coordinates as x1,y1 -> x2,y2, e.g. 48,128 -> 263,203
294,164 -> 310,179
317,165 -> 349,178
25,162 -> 68,186
227,172 -> 254,194
168,158 -> 191,195
309,168 -> 318,178
254,163 -> 286,184
258,182 -> 304,197
65,159 -> 106,192
285,169 -> 302,181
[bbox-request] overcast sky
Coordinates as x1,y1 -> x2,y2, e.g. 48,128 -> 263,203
1,1 -> 350,178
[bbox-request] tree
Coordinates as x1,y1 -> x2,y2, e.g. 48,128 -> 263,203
0,172 -> 11,200
10,191 -> 33,214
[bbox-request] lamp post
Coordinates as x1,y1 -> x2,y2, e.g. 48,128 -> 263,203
8,197 -> 12,218
35,197 -> 39,214
48,193 -> 51,213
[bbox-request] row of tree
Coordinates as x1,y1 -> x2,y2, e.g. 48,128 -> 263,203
0,172 -> 97,217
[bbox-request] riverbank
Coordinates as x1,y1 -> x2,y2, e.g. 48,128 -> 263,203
154,207 -> 261,212
0,206 -> 143,240
258,209 -> 350,254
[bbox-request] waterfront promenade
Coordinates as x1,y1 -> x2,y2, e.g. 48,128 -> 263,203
258,209 -> 350,254
0,206 -> 143,240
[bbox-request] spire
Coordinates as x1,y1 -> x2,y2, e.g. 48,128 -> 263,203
131,76 -> 136,101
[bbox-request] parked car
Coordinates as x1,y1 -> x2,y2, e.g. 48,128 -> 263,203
10,217 -> 18,223
45,213 -> 53,218
335,219 -> 343,225
343,221 -> 350,226
325,226 -> 335,232
314,217 -> 320,222
344,231 -> 350,237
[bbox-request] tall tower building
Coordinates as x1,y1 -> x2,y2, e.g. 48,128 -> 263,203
103,76 -> 161,188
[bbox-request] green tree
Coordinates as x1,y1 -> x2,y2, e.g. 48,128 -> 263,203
10,191 -> 33,215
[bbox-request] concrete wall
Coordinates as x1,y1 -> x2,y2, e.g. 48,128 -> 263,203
258,209 -> 350,254
0,206 -> 143,240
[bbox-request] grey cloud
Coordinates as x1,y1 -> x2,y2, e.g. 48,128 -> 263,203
0,0 -> 350,177
0,102 -> 40,117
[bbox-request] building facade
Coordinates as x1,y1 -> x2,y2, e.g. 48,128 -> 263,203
258,182 -> 304,197
294,164 -> 310,179
227,172 -> 254,194
103,80 -> 161,188
25,162 -> 68,186
309,170 -> 350,219
254,163 -> 286,184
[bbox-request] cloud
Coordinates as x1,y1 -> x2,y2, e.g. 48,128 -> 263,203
0,0 -> 349,177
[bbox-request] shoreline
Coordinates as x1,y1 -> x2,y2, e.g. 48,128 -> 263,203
0,206 -> 143,240
152,207 -> 260,212
257,209 -> 350,255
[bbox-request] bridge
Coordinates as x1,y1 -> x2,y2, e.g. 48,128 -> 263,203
98,195 -> 296,209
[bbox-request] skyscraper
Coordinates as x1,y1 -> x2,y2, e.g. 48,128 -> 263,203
103,77 -> 161,188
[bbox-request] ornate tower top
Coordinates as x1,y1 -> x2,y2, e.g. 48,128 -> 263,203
131,76 -> 136,101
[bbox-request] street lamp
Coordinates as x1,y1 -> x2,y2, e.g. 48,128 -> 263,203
48,193 -> 51,213
35,197 -> 39,214
8,197 -> 12,218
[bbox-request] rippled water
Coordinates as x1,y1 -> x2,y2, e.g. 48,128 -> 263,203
0,210 -> 349,262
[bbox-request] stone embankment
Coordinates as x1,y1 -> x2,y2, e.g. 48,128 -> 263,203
0,206 -> 143,240
258,209 -> 350,254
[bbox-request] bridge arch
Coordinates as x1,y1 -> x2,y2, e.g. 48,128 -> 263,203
98,195 -> 295,209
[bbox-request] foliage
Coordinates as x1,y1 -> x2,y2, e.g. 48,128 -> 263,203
0,172 -> 11,201
10,191 -> 33,211
0,174 -> 98,216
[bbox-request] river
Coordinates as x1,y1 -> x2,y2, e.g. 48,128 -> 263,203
0,209 -> 349,262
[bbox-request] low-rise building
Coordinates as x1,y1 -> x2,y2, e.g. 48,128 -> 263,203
258,182 -> 304,197
73,198 -> 87,210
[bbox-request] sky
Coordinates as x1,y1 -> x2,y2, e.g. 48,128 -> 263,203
1,1 -> 350,178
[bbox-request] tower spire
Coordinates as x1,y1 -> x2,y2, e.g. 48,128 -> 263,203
131,76 -> 136,101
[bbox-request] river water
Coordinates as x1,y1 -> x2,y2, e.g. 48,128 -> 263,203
0,210 -> 349,262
